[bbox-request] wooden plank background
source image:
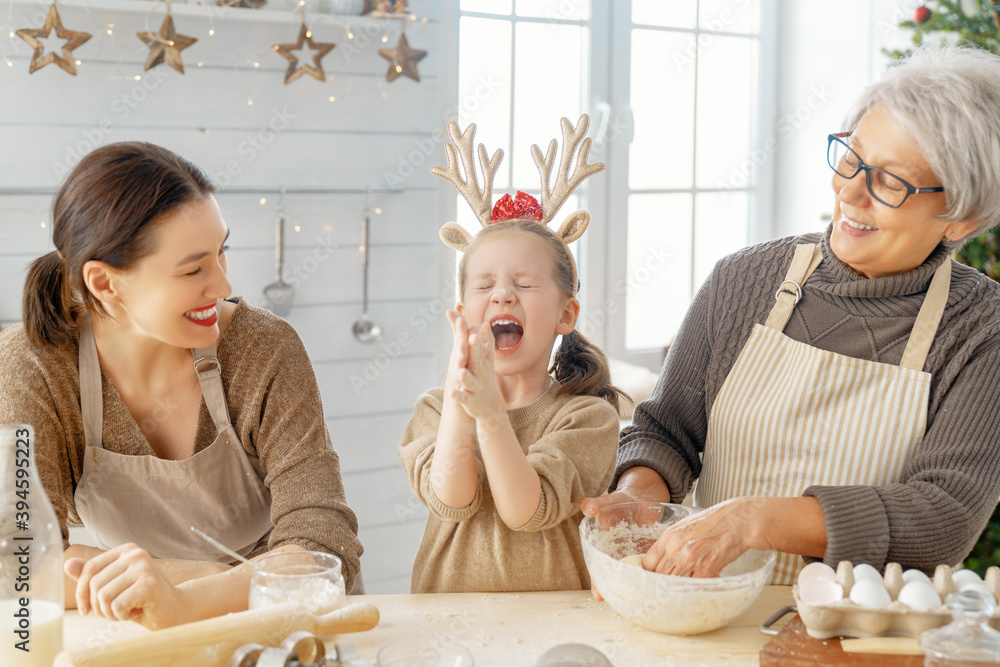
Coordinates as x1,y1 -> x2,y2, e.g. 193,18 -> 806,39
2,0 -> 454,593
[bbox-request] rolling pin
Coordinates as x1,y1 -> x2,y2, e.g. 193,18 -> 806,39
54,601 -> 379,667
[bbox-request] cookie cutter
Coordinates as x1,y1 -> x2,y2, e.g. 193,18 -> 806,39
229,631 -> 366,667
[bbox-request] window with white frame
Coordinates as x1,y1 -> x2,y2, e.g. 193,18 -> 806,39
456,0 -> 773,368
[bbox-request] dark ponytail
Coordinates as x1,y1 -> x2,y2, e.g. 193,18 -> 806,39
550,330 -> 627,413
21,141 -> 216,348
23,251 -> 77,348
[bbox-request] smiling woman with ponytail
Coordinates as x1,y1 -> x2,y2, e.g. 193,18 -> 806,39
0,141 -> 363,630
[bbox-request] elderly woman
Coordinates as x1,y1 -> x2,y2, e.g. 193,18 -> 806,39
584,46 -> 1000,585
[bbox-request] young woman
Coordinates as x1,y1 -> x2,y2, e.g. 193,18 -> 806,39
0,141 -> 362,628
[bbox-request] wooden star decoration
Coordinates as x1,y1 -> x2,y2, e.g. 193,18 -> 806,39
15,2 -> 92,76
379,31 -> 427,83
273,23 -> 336,84
137,13 -> 197,74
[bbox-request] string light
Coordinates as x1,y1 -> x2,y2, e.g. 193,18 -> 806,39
293,224 -> 301,232
374,207 -> 382,215
3,5 -> 433,95
40,221 -> 46,228
259,197 -> 267,205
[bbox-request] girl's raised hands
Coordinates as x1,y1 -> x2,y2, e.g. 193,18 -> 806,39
445,310 -> 470,396
453,321 -> 505,424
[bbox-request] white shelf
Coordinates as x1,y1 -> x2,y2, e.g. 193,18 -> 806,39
8,0 -> 435,27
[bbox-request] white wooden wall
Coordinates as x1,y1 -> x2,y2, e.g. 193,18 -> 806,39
0,0 -> 455,593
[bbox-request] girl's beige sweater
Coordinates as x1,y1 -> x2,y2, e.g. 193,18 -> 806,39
399,381 -> 619,593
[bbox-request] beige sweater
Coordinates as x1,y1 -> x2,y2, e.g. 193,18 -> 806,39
0,297 -> 363,590
399,382 -> 619,593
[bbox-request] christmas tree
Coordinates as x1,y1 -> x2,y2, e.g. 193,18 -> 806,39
887,0 -> 1000,281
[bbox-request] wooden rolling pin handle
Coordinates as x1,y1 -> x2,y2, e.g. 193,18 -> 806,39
53,602 -> 380,667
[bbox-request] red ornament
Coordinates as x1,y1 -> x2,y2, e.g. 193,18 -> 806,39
914,5 -> 931,24
491,190 -> 543,222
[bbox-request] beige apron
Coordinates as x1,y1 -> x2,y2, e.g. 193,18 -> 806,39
695,244 -> 951,584
74,318 -> 273,562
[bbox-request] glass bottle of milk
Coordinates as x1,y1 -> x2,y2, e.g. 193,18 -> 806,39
0,425 -> 64,667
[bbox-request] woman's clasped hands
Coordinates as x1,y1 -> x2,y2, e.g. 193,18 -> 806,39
64,544 -> 233,629
65,544 -> 187,629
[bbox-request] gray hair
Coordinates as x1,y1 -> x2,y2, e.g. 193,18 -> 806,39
843,45 -> 1000,244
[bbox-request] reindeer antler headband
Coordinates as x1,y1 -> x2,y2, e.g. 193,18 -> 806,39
432,114 -> 605,266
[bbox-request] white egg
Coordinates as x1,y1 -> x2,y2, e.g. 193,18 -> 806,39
853,563 -> 883,583
798,562 -> 836,586
952,569 -> 984,589
901,569 -> 933,586
897,581 -> 941,612
799,576 -> 843,605
849,578 -> 892,609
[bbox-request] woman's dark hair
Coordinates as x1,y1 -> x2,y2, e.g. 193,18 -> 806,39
23,141 -> 216,347
458,219 -> 627,412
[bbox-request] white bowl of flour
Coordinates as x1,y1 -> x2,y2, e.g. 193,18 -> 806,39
580,502 -> 776,635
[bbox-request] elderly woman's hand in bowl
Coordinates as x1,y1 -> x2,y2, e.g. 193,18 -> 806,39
579,501 -> 776,635
582,469 -> 772,578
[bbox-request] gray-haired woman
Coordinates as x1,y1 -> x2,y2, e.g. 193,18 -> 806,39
583,46 -> 1000,585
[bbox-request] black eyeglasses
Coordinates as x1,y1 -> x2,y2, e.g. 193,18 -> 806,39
827,132 -> 944,208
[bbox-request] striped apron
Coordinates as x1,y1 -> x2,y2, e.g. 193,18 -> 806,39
695,243 -> 951,584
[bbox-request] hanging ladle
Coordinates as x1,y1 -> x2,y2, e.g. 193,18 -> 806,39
263,211 -> 295,317
352,209 -> 382,343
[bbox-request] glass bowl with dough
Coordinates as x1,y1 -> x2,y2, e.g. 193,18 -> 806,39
580,502 -> 776,635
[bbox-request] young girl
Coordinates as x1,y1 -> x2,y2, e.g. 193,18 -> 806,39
399,115 -> 625,593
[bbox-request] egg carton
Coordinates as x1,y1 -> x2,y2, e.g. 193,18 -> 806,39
793,562 -> 1000,639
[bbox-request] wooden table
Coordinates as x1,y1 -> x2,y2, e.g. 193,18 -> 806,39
63,587 -> 795,666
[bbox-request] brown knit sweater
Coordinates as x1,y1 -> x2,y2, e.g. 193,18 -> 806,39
399,382 -> 619,593
0,297 -> 363,590
617,227 -> 1000,573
